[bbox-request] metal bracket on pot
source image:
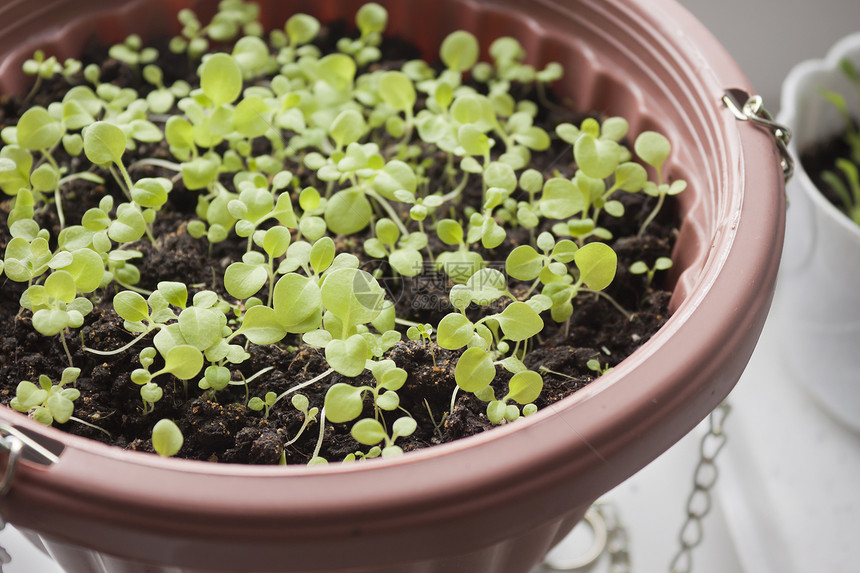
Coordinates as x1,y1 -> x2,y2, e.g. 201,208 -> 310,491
722,88 -> 794,183
0,424 -> 60,496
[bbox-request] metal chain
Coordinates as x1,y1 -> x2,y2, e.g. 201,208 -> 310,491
722,88 -> 794,183
541,402 -> 730,573
598,501 -> 631,573
668,402 -> 730,573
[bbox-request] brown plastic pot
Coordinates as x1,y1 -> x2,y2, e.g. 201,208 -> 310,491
0,0 -> 785,572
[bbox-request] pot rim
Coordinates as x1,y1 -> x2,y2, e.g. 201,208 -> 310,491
0,0 -> 784,548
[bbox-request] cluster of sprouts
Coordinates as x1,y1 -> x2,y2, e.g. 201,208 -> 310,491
0,0 -> 684,461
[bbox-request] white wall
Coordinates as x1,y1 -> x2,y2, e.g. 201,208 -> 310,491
678,0 -> 860,112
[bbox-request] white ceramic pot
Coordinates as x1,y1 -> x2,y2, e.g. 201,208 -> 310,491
777,31 -> 860,433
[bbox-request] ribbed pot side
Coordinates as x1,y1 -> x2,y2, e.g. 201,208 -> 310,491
0,0 -> 785,572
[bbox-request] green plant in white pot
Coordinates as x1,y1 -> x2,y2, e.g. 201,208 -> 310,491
0,1 -> 785,572
776,31 -> 860,433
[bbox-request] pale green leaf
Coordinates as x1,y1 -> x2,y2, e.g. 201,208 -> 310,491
83,121 -> 126,166
634,131 -> 671,173
436,313 -> 473,350
496,302 -> 543,342
152,419 -> 184,457
324,334 -> 369,377
454,347 -> 495,392
539,177 -> 584,219
237,305 -> 286,345
379,71 -> 416,112
440,30 -> 479,72
324,382 -> 366,423
574,242 -> 617,291
324,188 -> 372,235
351,417 -> 386,446
113,290 -> 149,323
17,107 -> 64,151
200,53 -> 243,107
321,268 -> 384,328
505,370 -> 543,404
162,345 -> 204,380
466,268 -> 508,305
272,273 -> 322,331
224,262 -> 269,300
177,307 -> 223,351
505,245 -> 543,281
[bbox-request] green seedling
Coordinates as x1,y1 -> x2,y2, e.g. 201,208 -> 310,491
818,60 -> 860,227
342,446 -> 382,462
324,359 -> 408,427
478,369 -> 543,424
819,58 -> 860,166
336,2 -> 387,65
152,419 -> 184,457
131,344 -> 204,413
224,224 -> 293,303
434,218 -> 487,284
143,64 -> 191,114
10,367 -> 81,425
539,241 -> 618,324
363,217 -> 425,277
19,270 -> 94,365
406,323 -> 433,341
586,358 -> 613,376
9,106 -> 69,226
634,131 -> 688,236
170,0 -> 261,60
821,158 -> 860,225
350,415 -> 416,457
23,50 -> 80,83
248,391 -> 278,418
109,35 -> 158,71
629,257 -> 673,287
282,394 -> 320,448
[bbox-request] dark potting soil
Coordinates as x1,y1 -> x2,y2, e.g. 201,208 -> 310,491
801,128 -> 856,212
0,30 -> 677,465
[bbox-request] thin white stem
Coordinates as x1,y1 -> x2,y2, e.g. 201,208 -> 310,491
439,169 -> 469,203
284,411 -> 316,447
114,279 -> 153,296
42,151 -> 65,228
109,166 -> 133,201
69,416 -> 112,438
59,332 -> 74,368
582,288 -> 633,320
366,189 -> 410,237
129,158 -> 182,172
310,406 -> 326,460
638,191 -> 666,238
228,366 -> 276,386
84,329 -> 151,356
272,368 -> 335,408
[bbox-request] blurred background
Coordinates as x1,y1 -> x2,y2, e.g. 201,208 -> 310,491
679,0 -> 860,112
